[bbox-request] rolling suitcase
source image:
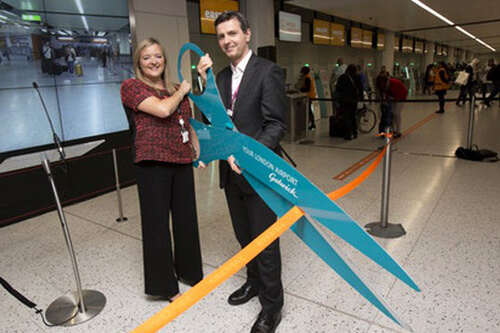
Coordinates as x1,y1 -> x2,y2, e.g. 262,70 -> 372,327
329,116 -> 348,137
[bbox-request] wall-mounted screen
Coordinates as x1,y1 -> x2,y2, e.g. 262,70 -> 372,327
313,19 -> 330,45
330,23 -> 345,46
377,33 -> 385,50
394,37 -> 400,51
350,27 -> 363,48
200,0 -> 239,34
362,29 -> 372,49
402,38 -> 413,53
415,41 -> 424,54
278,11 -> 302,42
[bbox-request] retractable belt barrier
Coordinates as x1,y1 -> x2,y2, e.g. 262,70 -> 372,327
131,43 -> 420,332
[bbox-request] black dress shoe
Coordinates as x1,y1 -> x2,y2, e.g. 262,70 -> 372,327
250,311 -> 282,333
435,109 -> 445,114
228,283 -> 259,305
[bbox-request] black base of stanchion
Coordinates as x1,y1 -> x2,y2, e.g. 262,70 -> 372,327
116,217 -> 128,222
365,222 -> 406,238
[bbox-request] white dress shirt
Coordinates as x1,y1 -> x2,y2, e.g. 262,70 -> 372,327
230,50 -> 253,109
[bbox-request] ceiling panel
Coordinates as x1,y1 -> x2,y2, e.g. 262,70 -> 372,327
1,0 -> 129,34
287,0 -> 500,54
3,0 -> 128,16
45,14 -> 129,32
428,0 -> 500,24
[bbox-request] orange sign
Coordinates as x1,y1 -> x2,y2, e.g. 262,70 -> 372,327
377,33 -> 385,50
362,29 -> 372,49
394,37 -> 400,51
330,23 -> 345,46
199,0 -> 239,34
351,27 -> 362,48
313,19 -> 330,45
415,41 -> 424,54
403,38 -> 413,53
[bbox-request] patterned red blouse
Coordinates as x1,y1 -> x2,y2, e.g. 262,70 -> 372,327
120,78 -> 193,164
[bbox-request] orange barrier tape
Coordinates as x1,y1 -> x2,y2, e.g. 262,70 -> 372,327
399,112 -> 437,139
131,145 -> 388,333
334,112 -> 437,181
333,149 -> 381,181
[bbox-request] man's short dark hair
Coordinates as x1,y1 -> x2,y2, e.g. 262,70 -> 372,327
214,11 -> 250,32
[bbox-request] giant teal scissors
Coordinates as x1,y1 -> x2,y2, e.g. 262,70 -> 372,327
178,43 -> 419,330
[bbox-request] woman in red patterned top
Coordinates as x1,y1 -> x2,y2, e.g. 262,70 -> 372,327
120,37 -> 203,302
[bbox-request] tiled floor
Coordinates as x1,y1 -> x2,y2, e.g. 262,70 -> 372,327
1,91 -> 500,332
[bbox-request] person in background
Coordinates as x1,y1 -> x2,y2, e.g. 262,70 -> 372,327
456,58 -> 479,106
197,10 -> 287,333
42,41 -> 54,76
481,58 -> 495,102
423,64 -> 436,95
357,65 -> 369,95
434,62 -> 451,114
330,57 -> 348,93
376,70 -> 389,133
299,66 -> 317,130
377,75 -> 408,138
336,64 -> 363,140
101,46 -> 108,68
65,45 -> 77,76
484,62 -> 500,107
120,37 -> 203,303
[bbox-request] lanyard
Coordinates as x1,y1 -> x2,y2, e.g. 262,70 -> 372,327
158,88 -> 189,143
230,84 -> 240,110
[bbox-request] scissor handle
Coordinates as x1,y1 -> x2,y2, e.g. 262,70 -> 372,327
177,43 -> 234,130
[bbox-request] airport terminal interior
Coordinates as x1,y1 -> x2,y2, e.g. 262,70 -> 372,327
1,0 -> 500,332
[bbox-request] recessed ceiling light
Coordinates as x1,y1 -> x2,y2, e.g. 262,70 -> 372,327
410,0 -> 495,52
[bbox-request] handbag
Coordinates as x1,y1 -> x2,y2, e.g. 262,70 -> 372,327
455,70 -> 470,86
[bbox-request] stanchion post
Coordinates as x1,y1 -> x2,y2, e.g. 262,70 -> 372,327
112,149 -> 128,222
365,128 -> 406,238
466,95 -> 476,149
300,97 -> 315,144
41,155 -> 106,326
380,126 -> 392,228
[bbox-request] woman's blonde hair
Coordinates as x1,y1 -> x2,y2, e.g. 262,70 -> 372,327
133,37 -> 176,94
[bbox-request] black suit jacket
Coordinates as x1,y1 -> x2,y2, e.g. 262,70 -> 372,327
216,53 -> 287,191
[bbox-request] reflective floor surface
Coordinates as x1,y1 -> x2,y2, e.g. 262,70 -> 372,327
1,91 -> 500,332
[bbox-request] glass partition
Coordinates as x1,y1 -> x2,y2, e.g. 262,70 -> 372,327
0,0 -> 132,153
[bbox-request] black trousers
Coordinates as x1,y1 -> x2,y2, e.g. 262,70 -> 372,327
308,100 -> 316,127
136,161 -> 203,297
340,100 -> 358,138
436,90 -> 446,111
224,173 -> 284,314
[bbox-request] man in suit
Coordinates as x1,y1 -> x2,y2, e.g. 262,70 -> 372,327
197,10 -> 287,333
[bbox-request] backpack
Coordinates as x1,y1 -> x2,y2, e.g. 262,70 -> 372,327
455,145 -> 498,162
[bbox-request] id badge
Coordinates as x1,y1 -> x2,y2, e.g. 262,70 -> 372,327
181,129 -> 189,143
227,109 -> 233,117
